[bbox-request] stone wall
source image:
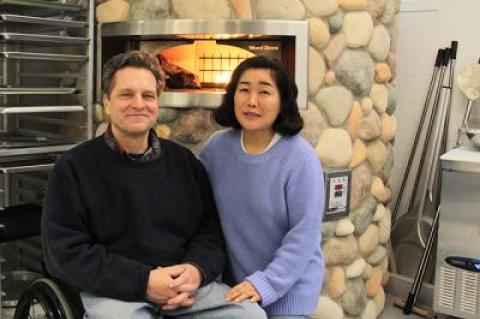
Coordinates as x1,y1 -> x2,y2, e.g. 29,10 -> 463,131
95,1 -> 401,318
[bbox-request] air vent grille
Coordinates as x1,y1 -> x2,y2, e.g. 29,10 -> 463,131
459,271 -> 479,315
438,266 -> 456,309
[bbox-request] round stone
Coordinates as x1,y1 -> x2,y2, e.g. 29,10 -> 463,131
172,0 -> 231,18
308,18 -> 331,49
346,101 -> 362,140
375,63 -> 392,83
96,0 -> 130,22
369,25 -> 391,61
340,278 -> 367,316
381,113 -> 397,142
346,258 -> 366,278
93,103 -> 104,123
381,143 -> 394,182
358,110 -> 382,141
336,219 -> 355,236
372,204 -> 386,222
231,0 -> 253,19
350,163 -> 372,210
326,266 -> 346,298
304,0 -> 338,17
310,296 -> 344,319
323,235 -> 358,266
368,0 -> 386,20
329,10 -> 344,33
382,0 -> 401,24
322,221 -> 337,240
366,140 -> 387,174
157,107 -> 179,123
315,129 -> 353,167
309,47 -> 326,95
339,0 -> 367,11
335,50 -> 374,97
95,122 -> 108,137
324,34 -> 346,67
324,71 -> 337,86
368,246 -> 388,265
300,102 -> 328,147
386,83 -> 397,115
361,97 -> 374,114
130,0 -> 169,20
386,52 -> 397,80
351,196 -> 377,236
343,12 -> 373,48
362,263 -> 373,279
155,124 -> 171,139
173,109 -> 212,144
371,176 -> 390,203
374,286 -> 386,315
378,208 -> 391,244
361,300 -> 378,319
254,0 -> 306,19
366,267 -> 383,297
315,86 -> 353,126
370,84 -> 389,114
358,224 -> 379,257
350,139 -> 366,168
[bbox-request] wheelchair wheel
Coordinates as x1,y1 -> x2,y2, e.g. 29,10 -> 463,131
14,278 -> 81,319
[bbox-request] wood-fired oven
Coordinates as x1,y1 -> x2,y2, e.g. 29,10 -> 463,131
97,19 -> 308,109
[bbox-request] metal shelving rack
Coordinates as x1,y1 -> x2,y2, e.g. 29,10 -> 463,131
0,0 -> 93,316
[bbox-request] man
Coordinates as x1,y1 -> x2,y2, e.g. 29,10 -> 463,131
41,51 -> 266,319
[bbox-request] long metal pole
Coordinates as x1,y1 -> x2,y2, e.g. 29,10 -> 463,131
404,206 -> 440,315
391,49 -> 444,225
406,48 -> 451,216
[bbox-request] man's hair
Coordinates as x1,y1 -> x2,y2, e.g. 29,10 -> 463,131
214,55 -> 303,136
102,50 -> 165,96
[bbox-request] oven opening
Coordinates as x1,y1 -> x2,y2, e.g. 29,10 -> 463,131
142,37 -> 281,92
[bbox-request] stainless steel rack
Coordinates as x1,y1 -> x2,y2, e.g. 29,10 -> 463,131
0,0 -> 93,315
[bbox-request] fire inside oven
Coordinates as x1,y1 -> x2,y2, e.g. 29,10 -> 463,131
141,38 -> 282,91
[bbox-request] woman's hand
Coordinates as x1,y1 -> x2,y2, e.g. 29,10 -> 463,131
225,280 -> 261,303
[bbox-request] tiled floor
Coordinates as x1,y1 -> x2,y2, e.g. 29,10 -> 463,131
381,294 -> 457,319
381,294 -> 424,319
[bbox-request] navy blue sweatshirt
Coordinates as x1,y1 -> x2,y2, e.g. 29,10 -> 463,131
41,136 -> 225,301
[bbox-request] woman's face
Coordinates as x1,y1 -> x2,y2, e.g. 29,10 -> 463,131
233,68 -> 281,135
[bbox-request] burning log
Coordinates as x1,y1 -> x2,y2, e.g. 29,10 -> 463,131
156,53 -> 201,89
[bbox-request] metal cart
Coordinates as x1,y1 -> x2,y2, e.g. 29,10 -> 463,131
0,0 -> 93,317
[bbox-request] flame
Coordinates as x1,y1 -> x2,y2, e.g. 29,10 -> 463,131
215,71 -> 232,84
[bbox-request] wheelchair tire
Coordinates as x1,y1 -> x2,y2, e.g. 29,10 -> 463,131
14,278 -> 83,319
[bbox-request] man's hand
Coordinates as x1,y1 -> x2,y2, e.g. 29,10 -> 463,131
162,263 -> 202,310
146,267 -> 184,304
225,281 -> 261,303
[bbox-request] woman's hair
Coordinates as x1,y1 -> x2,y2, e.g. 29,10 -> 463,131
214,55 -> 304,136
102,50 -> 165,97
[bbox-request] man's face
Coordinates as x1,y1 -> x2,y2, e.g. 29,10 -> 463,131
104,67 -> 159,140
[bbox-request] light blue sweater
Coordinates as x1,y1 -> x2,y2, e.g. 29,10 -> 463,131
199,129 -> 325,316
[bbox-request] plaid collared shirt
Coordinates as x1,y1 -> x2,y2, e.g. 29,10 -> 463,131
103,125 -> 161,162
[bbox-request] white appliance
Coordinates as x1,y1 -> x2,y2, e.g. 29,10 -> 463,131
434,147 -> 480,318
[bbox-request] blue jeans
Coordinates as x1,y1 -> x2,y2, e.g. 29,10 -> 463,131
81,281 -> 266,319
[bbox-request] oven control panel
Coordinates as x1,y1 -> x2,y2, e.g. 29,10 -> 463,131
323,170 -> 351,222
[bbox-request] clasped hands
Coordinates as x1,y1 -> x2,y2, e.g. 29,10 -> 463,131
146,263 -> 201,310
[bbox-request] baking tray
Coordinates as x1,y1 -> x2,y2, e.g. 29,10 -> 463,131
0,32 -> 89,44
0,14 -> 87,28
0,51 -> 88,62
0,87 -> 77,94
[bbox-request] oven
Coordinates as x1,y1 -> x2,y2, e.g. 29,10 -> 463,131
96,19 -> 308,109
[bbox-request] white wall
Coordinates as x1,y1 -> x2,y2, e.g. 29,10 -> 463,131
391,0 -> 480,221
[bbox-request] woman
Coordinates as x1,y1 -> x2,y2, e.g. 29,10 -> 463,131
199,56 -> 325,319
